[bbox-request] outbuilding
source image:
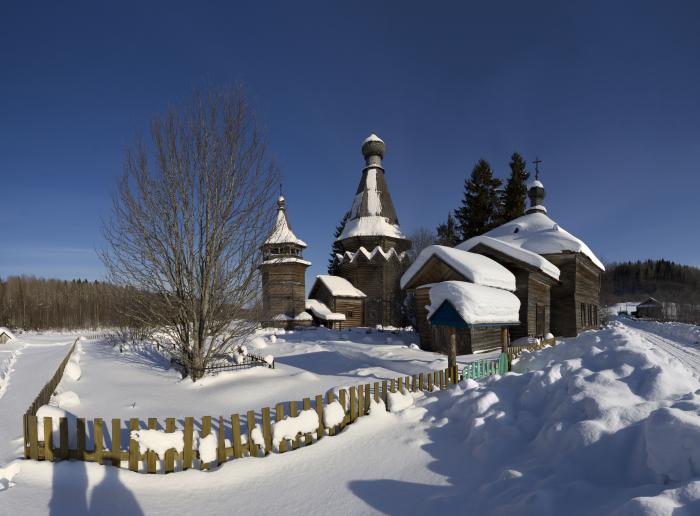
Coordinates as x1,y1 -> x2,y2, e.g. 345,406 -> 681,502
308,275 -> 366,328
0,327 -> 16,344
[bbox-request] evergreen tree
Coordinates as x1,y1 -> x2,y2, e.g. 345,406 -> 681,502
454,159 -> 502,241
499,152 -> 530,223
436,212 -> 459,246
328,211 -> 349,274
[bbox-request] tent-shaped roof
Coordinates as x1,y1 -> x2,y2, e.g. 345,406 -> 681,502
264,196 -> 307,247
312,275 -> 367,298
400,245 -> 516,292
427,281 -> 521,327
458,235 -> 560,281
458,211 -> 604,271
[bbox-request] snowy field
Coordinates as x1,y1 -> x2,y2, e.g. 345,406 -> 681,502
2,319 -> 700,515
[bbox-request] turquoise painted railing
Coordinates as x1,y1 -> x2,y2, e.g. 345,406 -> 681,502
461,353 -> 509,380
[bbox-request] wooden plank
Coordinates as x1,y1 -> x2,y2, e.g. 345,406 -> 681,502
428,372 -> 433,391
381,380 -> 388,404
147,418 -> 157,473
43,417 -> 53,461
373,382 -> 380,403
275,403 -> 287,453
129,419 -> 139,472
397,377 -> 403,394
93,418 -> 103,465
23,414 -> 29,459
412,375 -> 418,392
231,414 -> 243,459
111,418 -> 121,468
302,399 -> 313,445
217,416 -> 226,466
246,410 -> 257,457
315,395 -> 324,440
77,418 -> 86,461
439,369 -> 445,390
183,417 -> 193,470
60,417 -> 69,461
339,389 -> 348,429
201,416 -> 212,469
261,408 -> 273,455
349,387 -> 357,422
419,373 -> 425,391
289,401 -> 300,450
357,385 -> 364,417
165,418 -> 176,473
325,391 -> 335,436
365,384 -> 371,413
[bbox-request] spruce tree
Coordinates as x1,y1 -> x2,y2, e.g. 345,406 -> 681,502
499,152 -> 530,223
454,159 -> 502,241
436,212 -> 459,246
328,211 -> 349,274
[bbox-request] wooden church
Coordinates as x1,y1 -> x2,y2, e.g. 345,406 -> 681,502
259,196 -> 312,328
458,171 -> 605,338
331,134 -> 412,327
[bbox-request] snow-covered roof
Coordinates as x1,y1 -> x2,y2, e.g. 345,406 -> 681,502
400,245 -> 516,291
427,281 -> 521,325
458,235 -> 560,281
339,216 -> 406,240
0,327 -> 16,340
305,299 -> 346,321
264,197 -> 307,247
294,312 -> 313,321
315,275 -> 366,298
261,257 -> 311,266
528,179 -> 544,189
463,211 -> 605,271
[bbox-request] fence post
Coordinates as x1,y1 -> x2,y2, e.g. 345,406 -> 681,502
357,386 -> 364,418
439,370 -> 445,390
43,417 -> 53,461
111,418 -> 121,468
217,416 -> 226,466
381,380 -> 388,405
339,389 -> 348,429
129,418 -> 139,472
301,398 -> 313,445
275,403 -> 287,453
146,418 -> 157,473
289,401 -> 300,450
183,417 -> 193,469
373,382 -> 380,403
349,387 -> 357,422
27,415 -> 38,460
77,418 -> 86,461
397,377 -> 403,394
200,416 -> 211,470
231,414 -> 243,459
246,410 -> 257,457
315,395 -> 325,440
262,408 -> 273,455
93,418 -> 103,465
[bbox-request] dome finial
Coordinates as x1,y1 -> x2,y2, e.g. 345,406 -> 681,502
526,158 -> 546,214
362,133 -> 385,167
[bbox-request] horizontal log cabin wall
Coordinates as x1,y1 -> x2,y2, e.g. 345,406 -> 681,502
543,252 -> 601,337
522,275 -> 551,339
430,325 -> 502,355
261,262 -> 307,321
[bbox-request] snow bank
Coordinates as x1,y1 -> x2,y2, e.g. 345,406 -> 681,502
0,462 -> 20,492
36,405 -> 77,447
401,245 -> 516,291
53,390 -> 80,408
387,390 -> 414,412
198,434 -> 217,463
0,327 -> 17,341
130,429 -> 184,458
294,312 -> 313,322
64,360 -> 81,381
251,424 -> 265,452
427,281 -> 521,325
263,355 -> 274,366
272,409 -> 319,448
323,400 -> 345,427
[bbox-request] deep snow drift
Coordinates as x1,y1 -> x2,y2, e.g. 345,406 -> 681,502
2,320 -> 700,515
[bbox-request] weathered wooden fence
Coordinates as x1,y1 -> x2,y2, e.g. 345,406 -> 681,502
506,337 -> 557,366
23,337 -> 558,474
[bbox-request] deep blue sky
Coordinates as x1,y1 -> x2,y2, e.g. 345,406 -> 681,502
1,1 -> 699,283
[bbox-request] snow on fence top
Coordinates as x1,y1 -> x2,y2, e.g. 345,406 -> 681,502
465,211 -> 604,271
305,299 -> 346,321
401,245 -> 516,292
427,281 -> 521,325
458,235 -> 560,281
316,275 -> 367,298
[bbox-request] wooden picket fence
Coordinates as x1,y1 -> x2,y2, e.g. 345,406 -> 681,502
24,365 -> 464,473
22,337 -> 558,474
506,337 -> 557,366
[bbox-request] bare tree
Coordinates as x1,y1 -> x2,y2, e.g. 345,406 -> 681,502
100,87 -> 279,380
406,227 -> 437,264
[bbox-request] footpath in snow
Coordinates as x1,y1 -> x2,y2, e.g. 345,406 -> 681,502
2,320 -> 700,514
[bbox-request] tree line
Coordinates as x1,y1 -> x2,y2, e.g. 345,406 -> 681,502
0,276 -> 130,330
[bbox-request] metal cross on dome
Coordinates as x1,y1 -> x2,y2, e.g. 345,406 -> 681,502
533,157 -> 542,180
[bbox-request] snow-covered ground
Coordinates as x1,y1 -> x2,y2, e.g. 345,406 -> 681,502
2,320 -> 700,515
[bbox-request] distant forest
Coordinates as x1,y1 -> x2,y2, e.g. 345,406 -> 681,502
0,276 -> 128,330
601,259 -> 700,306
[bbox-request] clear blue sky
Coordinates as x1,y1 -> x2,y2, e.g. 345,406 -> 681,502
1,1 -> 699,282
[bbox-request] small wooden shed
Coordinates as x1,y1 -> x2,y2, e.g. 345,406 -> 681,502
308,275 -> 366,328
0,327 -> 16,344
636,297 -> 664,320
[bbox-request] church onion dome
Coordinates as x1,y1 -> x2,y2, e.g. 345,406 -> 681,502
338,133 -> 407,242
264,195 -> 307,247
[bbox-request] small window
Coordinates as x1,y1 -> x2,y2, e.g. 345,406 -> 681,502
347,311 -> 353,318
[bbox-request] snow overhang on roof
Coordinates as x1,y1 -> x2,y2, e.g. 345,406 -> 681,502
315,275 -> 367,298
400,245 -> 517,291
458,235 -> 560,281
465,211 -> 605,271
427,281 -> 521,326
305,299 -> 346,321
